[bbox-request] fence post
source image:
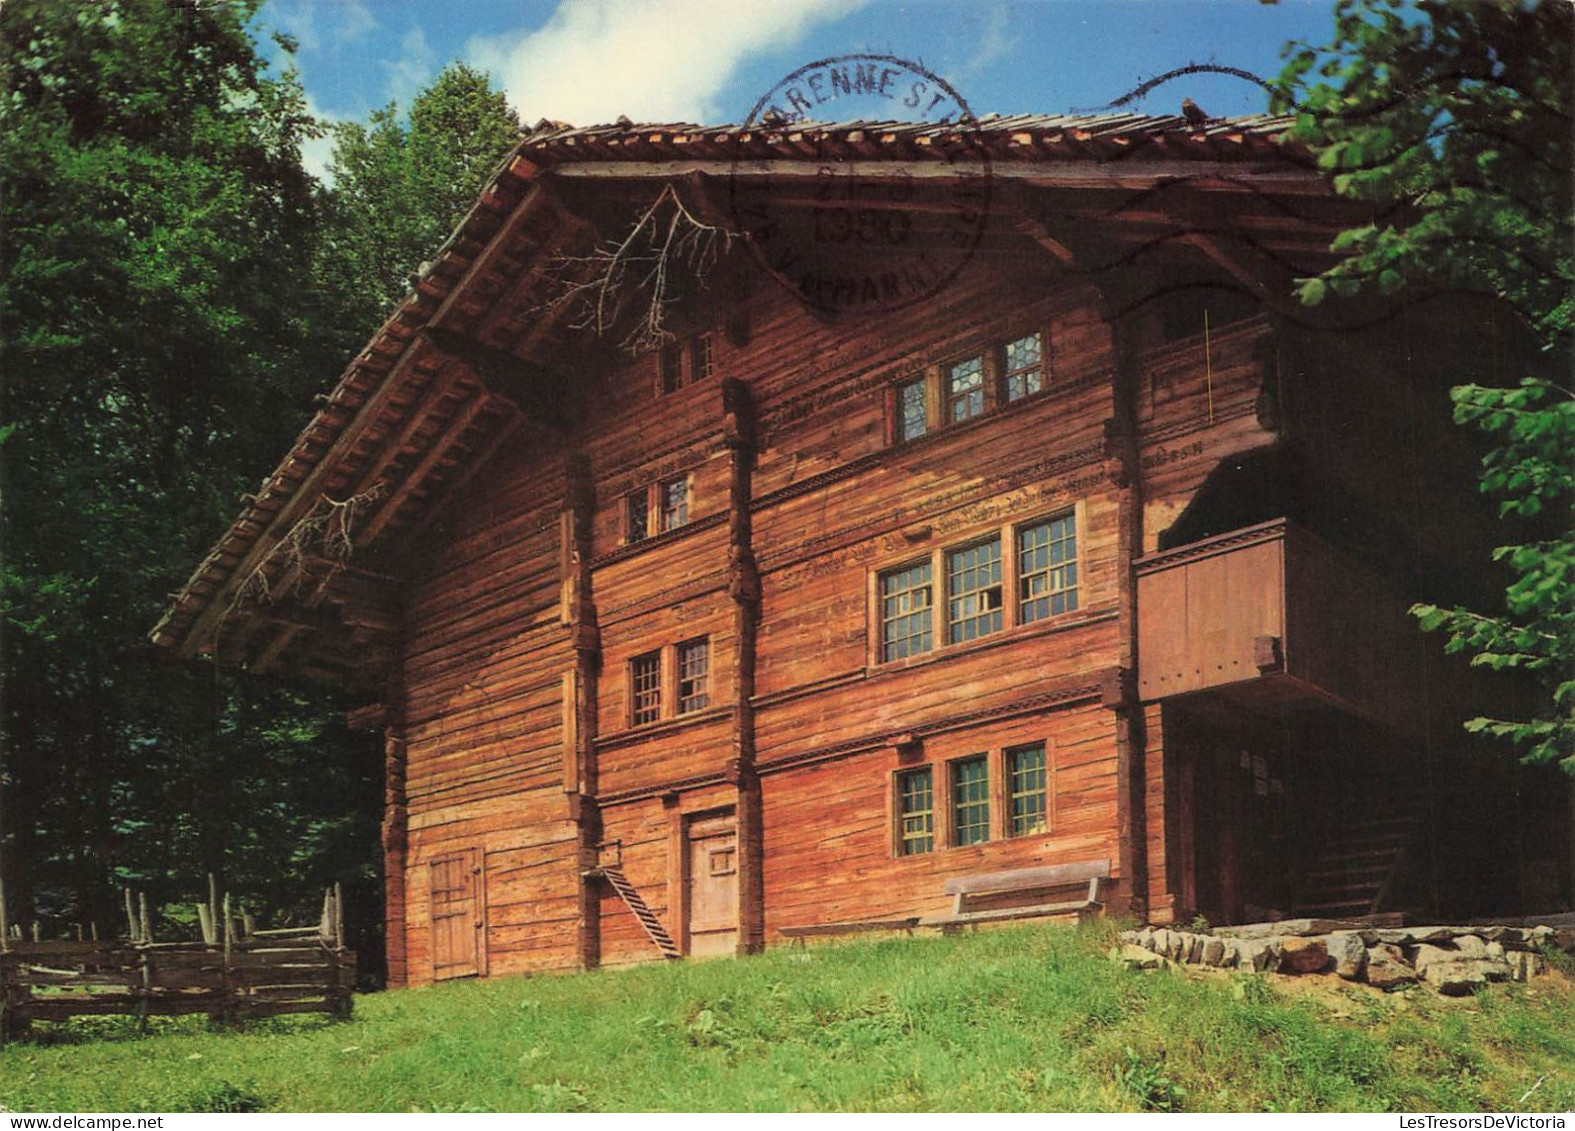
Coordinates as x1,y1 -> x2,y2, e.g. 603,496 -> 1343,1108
124,888 -> 136,942
0,873 -> 9,954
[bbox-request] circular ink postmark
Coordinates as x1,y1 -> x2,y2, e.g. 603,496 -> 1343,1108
728,54 -> 992,317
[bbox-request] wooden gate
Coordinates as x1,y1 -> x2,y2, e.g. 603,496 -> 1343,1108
686,814 -> 738,958
429,849 -> 485,980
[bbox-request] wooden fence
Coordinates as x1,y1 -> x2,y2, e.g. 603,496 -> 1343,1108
0,885 -> 354,1042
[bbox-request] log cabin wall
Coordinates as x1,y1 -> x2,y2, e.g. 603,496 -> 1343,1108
398,438 -> 581,982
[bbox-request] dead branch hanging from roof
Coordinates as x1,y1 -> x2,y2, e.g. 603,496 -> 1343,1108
549,182 -> 738,355
225,485 -> 386,619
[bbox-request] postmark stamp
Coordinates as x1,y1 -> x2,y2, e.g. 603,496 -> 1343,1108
728,54 -> 992,317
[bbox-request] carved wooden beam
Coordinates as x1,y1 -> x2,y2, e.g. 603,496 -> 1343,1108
421,325 -> 579,432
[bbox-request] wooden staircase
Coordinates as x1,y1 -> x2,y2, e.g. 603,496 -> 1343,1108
1292,810 -> 1422,919
594,866 -> 682,960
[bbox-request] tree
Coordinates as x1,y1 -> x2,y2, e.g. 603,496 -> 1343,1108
315,63 -> 521,350
1275,0 -> 1573,771
0,0 -> 380,936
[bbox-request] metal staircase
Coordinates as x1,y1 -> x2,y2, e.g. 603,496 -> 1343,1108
593,866 -> 681,960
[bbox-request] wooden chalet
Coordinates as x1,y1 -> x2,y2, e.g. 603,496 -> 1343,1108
154,114 -> 1572,985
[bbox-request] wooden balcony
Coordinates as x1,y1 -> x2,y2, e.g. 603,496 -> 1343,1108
1135,519 -> 1431,732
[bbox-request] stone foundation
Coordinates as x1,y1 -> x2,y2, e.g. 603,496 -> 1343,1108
1114,920 -> 1573,995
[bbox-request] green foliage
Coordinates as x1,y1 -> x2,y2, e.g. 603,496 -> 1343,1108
0,0 -> 378,940
1277,0 -> 1575,771
1,925 -> 1571,1112
314,63 -> 521,350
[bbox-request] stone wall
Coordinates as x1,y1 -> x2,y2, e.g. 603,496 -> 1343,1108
1114,919 -> 1573,996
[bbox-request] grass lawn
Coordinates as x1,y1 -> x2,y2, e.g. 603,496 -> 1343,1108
1,922 -> 1572,1113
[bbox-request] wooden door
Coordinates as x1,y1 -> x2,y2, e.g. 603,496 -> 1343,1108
429,849 -> 485,980
686,815 -> 738,958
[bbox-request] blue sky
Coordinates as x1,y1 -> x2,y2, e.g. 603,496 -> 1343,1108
259,0 -> 1339,177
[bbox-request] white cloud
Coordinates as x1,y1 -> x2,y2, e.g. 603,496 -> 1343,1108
381,25 -> 437,111
467,0 -> 859,127
299,93 -> 338,184
957,3 -> 1012,83
269,0 -> 378,55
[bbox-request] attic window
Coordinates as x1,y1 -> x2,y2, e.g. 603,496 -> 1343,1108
657,334 -> 716,394
946,356 -> 985,422
1002,332 -> 1046,402
659,343 -> 684,393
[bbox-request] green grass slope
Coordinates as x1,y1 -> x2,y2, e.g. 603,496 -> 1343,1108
2,923 -> 1572,1112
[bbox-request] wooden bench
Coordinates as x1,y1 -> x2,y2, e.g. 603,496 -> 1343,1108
927,858 -> 1111,929
777,917 -> 921,946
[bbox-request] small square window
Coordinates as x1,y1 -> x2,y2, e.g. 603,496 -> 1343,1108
1007,743 -> 1048,836
691,335 -> 714,383
1018,514 -> 1079,623
677,637 -> 710,714
946,355 -> 984,423
630,651 -> 661,725
950,755 -> 990,846
880,560 -> 933,662
896,378 -> 927,442
626,490 -> 650,543
1003,331 -> 1045,402
659,343 -> 684,394
947,537 -> 1002,643
897,767 -> 934,856
660,476 -> 690,532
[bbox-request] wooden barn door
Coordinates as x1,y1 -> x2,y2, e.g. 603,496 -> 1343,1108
429,849 -> 485,980
686,814 -> 738,958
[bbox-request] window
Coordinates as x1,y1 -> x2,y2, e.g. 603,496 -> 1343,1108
630,651 -> 662,725
658,335 -> 716,394
659,343 -> 684,394
947,537 -> 1002,643
896,378 -> 927,442
1002,331 -> 1045,402
1018,514 -> 1078,623
1007,743 -> 1048,836
691,334 -> 714,383
897,768 -> 934,855
677,638 -> 710,714
660,475 -> 690,532
946,355 -> 984,422
626,491 -> 650,543
950,755 -> 990,846
880,561 -> 933,662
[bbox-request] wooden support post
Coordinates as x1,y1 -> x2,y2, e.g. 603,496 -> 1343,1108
380,657 -> 411,987
208,873 -> 219,942
1104,301 -> 1150,921
333,882 -> 345,949
722,378 -> 765,955
561,451 -> 603,971
197,902 -> 215,946
124,888 -> 136,942
138,892 -> 151,944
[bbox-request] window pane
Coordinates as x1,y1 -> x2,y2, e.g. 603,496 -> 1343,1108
1003,332 -> 1044,402
626,491 -> 649,543
631,652 -> 661,725
897,379 -> 927,442
660,343 -> 683,393
947,356 -> 984,422
947,538 -> 1002,643
880,561 -> 933,662
1008,744 -> 1048,836
951,756 -> 990,846
898,768 -> 933,855
677,638 -> 709,714
1018,514 -> 1079,623
692,335 -> 714,382
661,476 -> 690,531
